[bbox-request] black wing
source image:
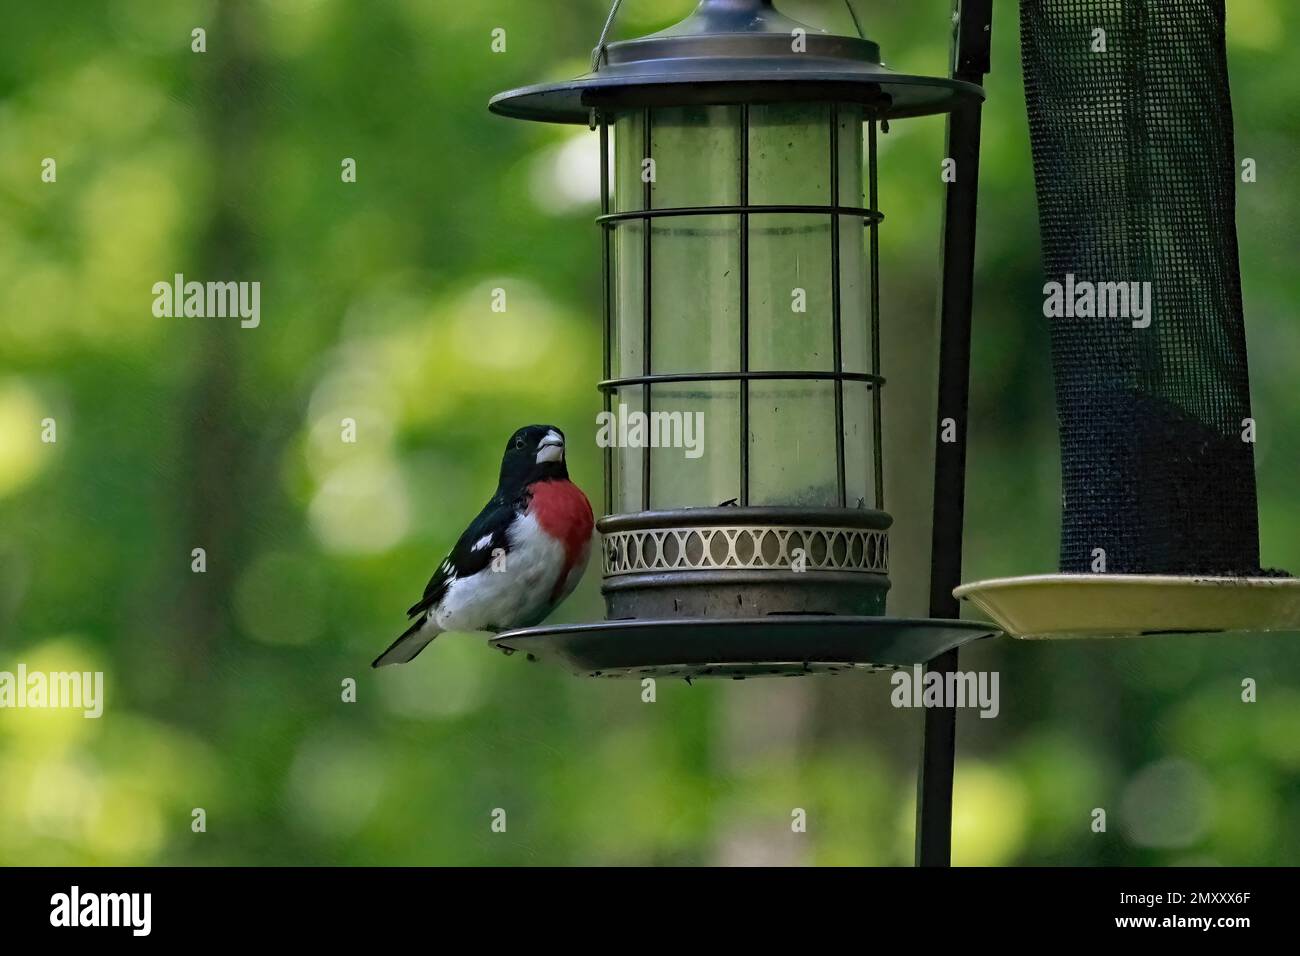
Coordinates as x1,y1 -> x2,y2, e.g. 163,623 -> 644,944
405,495 -> 517,619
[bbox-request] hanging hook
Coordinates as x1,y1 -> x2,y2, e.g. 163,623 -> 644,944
842,0 -> 865,39
591,0 -> 626,72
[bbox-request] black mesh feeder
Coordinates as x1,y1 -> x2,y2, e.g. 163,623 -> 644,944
955,0 -> 1300,640
488,0 -> 998,864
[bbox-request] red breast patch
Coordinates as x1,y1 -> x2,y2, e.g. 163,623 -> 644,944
527,480 -> 594,598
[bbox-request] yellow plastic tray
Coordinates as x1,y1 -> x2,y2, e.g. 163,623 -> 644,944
954,573 -> 1300,639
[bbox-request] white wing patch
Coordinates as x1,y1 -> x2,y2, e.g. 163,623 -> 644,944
471,533 -> 494,552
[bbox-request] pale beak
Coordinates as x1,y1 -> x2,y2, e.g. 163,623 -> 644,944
536,431 -> 564,464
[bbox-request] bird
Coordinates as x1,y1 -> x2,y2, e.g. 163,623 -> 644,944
372,424 -> 594,668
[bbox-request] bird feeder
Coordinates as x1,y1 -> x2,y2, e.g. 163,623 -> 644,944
956,0 -> 1300,638
488,0 -> 996,865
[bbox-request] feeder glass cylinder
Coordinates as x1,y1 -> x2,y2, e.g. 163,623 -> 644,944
597,94 -> 889,621
609,103 -> 876,513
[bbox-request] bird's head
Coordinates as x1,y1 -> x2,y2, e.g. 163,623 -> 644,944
498,424 -> 568,490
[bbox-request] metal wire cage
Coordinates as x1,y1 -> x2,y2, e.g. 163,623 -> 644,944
593,100 -> 891,619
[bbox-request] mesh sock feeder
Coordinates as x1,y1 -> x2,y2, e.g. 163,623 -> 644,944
956,0 -> 1299,638
488,0 -> 997,866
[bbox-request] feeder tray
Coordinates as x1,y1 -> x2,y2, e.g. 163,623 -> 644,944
955,574 -> 1300,640
489,616 -> 998,679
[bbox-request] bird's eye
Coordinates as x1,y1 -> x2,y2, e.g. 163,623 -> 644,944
515,439 -> 524,449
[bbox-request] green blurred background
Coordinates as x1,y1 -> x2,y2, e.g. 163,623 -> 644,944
1,0 -> 1298,865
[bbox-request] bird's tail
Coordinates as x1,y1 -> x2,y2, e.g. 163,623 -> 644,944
372,618 -> 442,668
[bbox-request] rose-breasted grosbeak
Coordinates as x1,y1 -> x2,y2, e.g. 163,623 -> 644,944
372,425 -> 594,667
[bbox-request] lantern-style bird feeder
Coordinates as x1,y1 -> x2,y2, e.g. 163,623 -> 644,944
490,0 -> 991,671
489,0 -> 997,864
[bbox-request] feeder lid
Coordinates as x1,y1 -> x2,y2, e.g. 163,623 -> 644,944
488,0 -> 983,124
489,615 -> 998,679
954,574 -> 1300,640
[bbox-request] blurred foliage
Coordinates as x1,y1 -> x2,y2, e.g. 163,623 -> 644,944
0,0 -> 1298,866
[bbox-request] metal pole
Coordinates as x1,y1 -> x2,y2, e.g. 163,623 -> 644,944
915,0 -> 992,868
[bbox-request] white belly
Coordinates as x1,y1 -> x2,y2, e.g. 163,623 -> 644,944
434,512 -> 567,632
